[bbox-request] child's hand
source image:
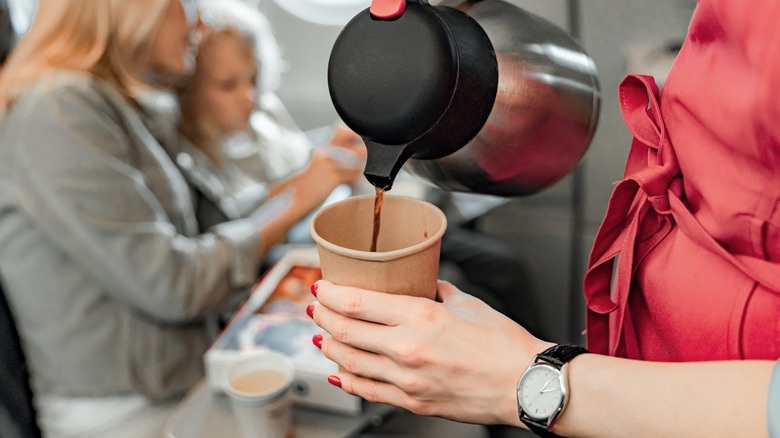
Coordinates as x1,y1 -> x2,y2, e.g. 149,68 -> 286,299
329,124 -> 365,150
307,150 -> 363,188
321,124 -> 367,185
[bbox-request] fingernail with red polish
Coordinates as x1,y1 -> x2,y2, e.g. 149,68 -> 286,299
328,375 -> 342,388
310,283 -> 318,297
306,303 -> 314,319
312,334 -> 322,349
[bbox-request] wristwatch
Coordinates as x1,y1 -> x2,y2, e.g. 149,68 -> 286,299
516,344 -> 589,437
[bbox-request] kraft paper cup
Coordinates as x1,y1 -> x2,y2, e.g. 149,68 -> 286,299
310,194 -> 447,300
225,352 -> 295,438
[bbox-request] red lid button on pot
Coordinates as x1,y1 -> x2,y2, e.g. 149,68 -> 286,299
370,0 -> 406,19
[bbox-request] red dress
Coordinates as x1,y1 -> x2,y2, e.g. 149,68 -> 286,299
584,0 -> 780,361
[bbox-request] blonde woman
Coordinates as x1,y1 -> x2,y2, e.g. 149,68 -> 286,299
0,1 -> 338,436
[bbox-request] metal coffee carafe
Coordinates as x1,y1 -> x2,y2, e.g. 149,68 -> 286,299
328,0 -> 600,196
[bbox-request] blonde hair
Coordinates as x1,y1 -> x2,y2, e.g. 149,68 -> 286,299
199,0 -> 285,93
0,0 -> 169,119
177,26 -> 256,163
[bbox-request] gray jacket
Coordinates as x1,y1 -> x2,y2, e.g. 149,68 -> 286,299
167,136 -> 271,232
0,72 -> 262,400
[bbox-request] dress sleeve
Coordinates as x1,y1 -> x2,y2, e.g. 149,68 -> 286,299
9,80 -> 262,322
769,360 -> 780,437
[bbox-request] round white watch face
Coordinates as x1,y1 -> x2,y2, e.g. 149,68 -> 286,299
518,364 -> 564,420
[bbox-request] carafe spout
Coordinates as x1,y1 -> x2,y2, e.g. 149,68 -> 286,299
362,139 -> 413,191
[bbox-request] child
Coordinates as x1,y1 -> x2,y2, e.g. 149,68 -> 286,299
172,2 -> 366,234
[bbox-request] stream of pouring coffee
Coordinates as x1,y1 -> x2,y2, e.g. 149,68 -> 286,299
370,186 -> 385,252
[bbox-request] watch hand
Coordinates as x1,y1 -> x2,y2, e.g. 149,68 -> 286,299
527,380 -> 554,408
539,379 -> 551,393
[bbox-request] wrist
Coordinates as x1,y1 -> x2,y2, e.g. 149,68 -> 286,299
516,344 -> 590,437
256,204 -> 305,256
525,340 -> 557,366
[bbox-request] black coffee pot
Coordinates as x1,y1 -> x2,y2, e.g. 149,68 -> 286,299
328,0 -> 600,196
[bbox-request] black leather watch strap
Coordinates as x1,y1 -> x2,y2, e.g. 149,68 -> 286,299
537,344 -> 589,367
522,417 -> 559,437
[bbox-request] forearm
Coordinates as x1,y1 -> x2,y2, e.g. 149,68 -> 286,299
554,355 -> 774,437
34,208 -> 260,321
268,170 -> 336,210
11,84 -> 263,321
256,201 -> 311,255
267,177 -> 296,199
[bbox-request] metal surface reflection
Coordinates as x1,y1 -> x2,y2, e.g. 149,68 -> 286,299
405,0 -> 600,196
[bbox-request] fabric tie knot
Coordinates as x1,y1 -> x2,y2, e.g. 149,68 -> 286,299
636,149 -> 682,216
584,74 -> 677,357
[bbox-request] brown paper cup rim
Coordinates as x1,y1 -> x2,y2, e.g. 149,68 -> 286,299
310,194 -> 447,262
